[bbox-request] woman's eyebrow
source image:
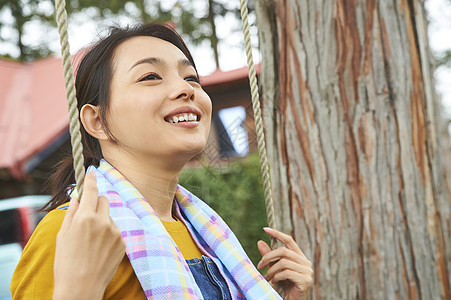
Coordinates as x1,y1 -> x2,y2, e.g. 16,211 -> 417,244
129,57 -> 165,71
129,57 -> 193,71
179,58 -> 194,68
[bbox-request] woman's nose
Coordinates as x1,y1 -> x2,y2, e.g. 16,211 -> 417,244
170,78 -> 195,101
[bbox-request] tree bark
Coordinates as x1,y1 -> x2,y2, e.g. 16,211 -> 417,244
254,0 -> 451,299
208,0 -> 220,69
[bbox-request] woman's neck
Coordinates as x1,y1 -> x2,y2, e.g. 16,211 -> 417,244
103,152 -> 186,222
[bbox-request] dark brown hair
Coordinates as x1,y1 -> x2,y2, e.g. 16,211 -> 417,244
41,23 -> 197,212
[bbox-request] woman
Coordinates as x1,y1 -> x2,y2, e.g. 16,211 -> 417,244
11,23 -> 313,299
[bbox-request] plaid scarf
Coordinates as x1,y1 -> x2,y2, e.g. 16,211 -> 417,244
84,159 -> 281,299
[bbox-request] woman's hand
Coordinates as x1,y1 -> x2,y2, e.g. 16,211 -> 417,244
257,227 -> 313,300
53,171 -> 126,300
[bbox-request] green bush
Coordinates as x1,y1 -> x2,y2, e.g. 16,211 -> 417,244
179,152 -> 270,267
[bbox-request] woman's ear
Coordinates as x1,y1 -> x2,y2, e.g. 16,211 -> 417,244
80,104 -> 108,140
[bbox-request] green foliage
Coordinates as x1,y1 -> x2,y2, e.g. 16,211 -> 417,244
0,0 -> 55,61
436,50 -> 451,68
64,0 -> 171,22
179,152 -> 270,267
0,0 -> 236,63
0,0 -> 254,67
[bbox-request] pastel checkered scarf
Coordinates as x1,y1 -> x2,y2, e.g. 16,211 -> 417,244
85,159 -> 281,299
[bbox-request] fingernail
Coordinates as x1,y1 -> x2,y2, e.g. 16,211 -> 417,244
263,227 -> 273,233
257,260 -> 262,269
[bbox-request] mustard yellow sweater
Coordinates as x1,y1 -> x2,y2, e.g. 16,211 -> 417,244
11,206 -> 202,299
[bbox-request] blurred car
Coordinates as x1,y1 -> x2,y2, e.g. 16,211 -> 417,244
0,195 -> 50,299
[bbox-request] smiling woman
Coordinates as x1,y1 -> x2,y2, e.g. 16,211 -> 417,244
85,35 -> 212,180
10,23 -> 312,300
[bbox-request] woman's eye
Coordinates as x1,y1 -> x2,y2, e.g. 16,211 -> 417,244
139,73 -> 161,82
185,75 -> 200,84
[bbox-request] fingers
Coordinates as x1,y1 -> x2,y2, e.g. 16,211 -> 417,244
53,177 -> 124,300
60,197 -> 79,231
258,228 -> 314,298
257,240 -> 271,257
257,246 -> 305,269
97,196 -> 110,217
271,269 -> 312,287
257,240 -> 278,270
263,227 -> 304,257
264,259 -> 313,283
78,171 -> 99,212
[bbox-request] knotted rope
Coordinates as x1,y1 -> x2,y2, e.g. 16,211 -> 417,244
239,0 -> 277,249
55,0 -> 85,197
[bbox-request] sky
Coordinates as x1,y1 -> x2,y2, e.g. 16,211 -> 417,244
426,0 -> 451,127
0,0 -> 450,153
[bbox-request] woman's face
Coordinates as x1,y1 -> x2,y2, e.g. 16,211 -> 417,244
105,36 -> 212,163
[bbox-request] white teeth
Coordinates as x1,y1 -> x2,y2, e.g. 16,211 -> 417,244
168,113 -> 199,123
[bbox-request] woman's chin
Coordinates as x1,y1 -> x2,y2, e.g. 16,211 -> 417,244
166,141 -> 206,160
182,144 -> 206,158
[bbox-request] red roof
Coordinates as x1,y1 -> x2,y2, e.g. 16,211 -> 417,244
0,54 -> 258,179
201,64 -> 261,86
0,57 -> 68,178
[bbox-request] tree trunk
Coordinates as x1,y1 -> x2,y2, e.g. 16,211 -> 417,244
10,2 -> 26,61
208,0 -> 220,69
254,0 -> 451,299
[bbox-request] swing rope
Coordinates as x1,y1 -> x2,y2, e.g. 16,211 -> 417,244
53,0 -> 276,247
55,0 -> 85,197
238,0 -> 277,248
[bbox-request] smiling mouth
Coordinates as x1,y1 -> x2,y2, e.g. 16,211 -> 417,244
165,112 -> 200,124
